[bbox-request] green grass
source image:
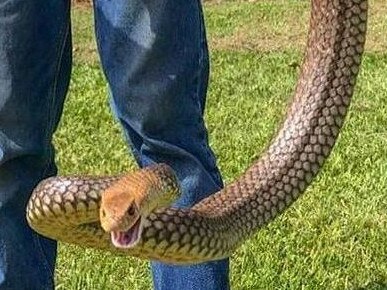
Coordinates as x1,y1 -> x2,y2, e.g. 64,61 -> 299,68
205,0 -> 387,52
53,1 -> 387,289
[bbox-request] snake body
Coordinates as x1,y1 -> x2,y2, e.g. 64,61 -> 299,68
27,0 -> 368,264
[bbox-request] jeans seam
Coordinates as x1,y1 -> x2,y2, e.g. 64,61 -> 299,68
195,0 -> 221,186
33,4 -> 71,280
196,0 -> 208,147
32,235 -> 54,286
43,16 -> 70,160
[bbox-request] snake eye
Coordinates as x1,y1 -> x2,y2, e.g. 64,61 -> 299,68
127,204 -> 136,216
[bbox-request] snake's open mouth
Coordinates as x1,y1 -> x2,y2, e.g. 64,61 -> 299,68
111,218 -> 142,248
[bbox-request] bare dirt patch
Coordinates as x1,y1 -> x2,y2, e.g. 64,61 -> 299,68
71,0 -> 387,64
72,0 -> 92,8
209,0 -> 387,53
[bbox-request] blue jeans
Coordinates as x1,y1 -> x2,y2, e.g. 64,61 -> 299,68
0,0 -> 229,289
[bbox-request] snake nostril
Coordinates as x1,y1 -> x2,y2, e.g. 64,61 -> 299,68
101,209 -> 106,218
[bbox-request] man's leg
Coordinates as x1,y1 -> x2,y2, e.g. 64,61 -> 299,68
0,1 -> 72,289
93,0 -> 229,289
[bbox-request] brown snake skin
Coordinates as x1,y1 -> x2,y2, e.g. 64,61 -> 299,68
27,0 -> 368,264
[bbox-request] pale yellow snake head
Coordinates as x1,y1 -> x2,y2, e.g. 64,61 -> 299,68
100,176 -> 144,248
99,164 -> 181,249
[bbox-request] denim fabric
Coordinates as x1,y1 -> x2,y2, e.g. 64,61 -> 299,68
0,0 -> 71,289
0,0 -> 229,289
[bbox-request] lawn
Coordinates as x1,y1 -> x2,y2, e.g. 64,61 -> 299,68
53,1 -> 387,289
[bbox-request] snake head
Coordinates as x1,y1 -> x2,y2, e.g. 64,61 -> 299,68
99,164 -> 179,249
100,177 -> 144,249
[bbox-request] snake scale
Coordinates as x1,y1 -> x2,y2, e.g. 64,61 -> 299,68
27,0 -> 368,264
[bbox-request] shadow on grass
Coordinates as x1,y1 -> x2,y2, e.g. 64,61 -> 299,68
354,280 -> 387,290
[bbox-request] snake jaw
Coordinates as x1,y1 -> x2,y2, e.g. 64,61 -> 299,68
111,216 -> 143,248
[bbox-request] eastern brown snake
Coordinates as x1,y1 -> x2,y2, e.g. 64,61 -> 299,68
26,0 -> 368,264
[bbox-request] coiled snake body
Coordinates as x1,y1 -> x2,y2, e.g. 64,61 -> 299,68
27,0 -> 368,264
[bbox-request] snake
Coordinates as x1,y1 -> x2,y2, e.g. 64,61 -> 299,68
26,0 -> 368,264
